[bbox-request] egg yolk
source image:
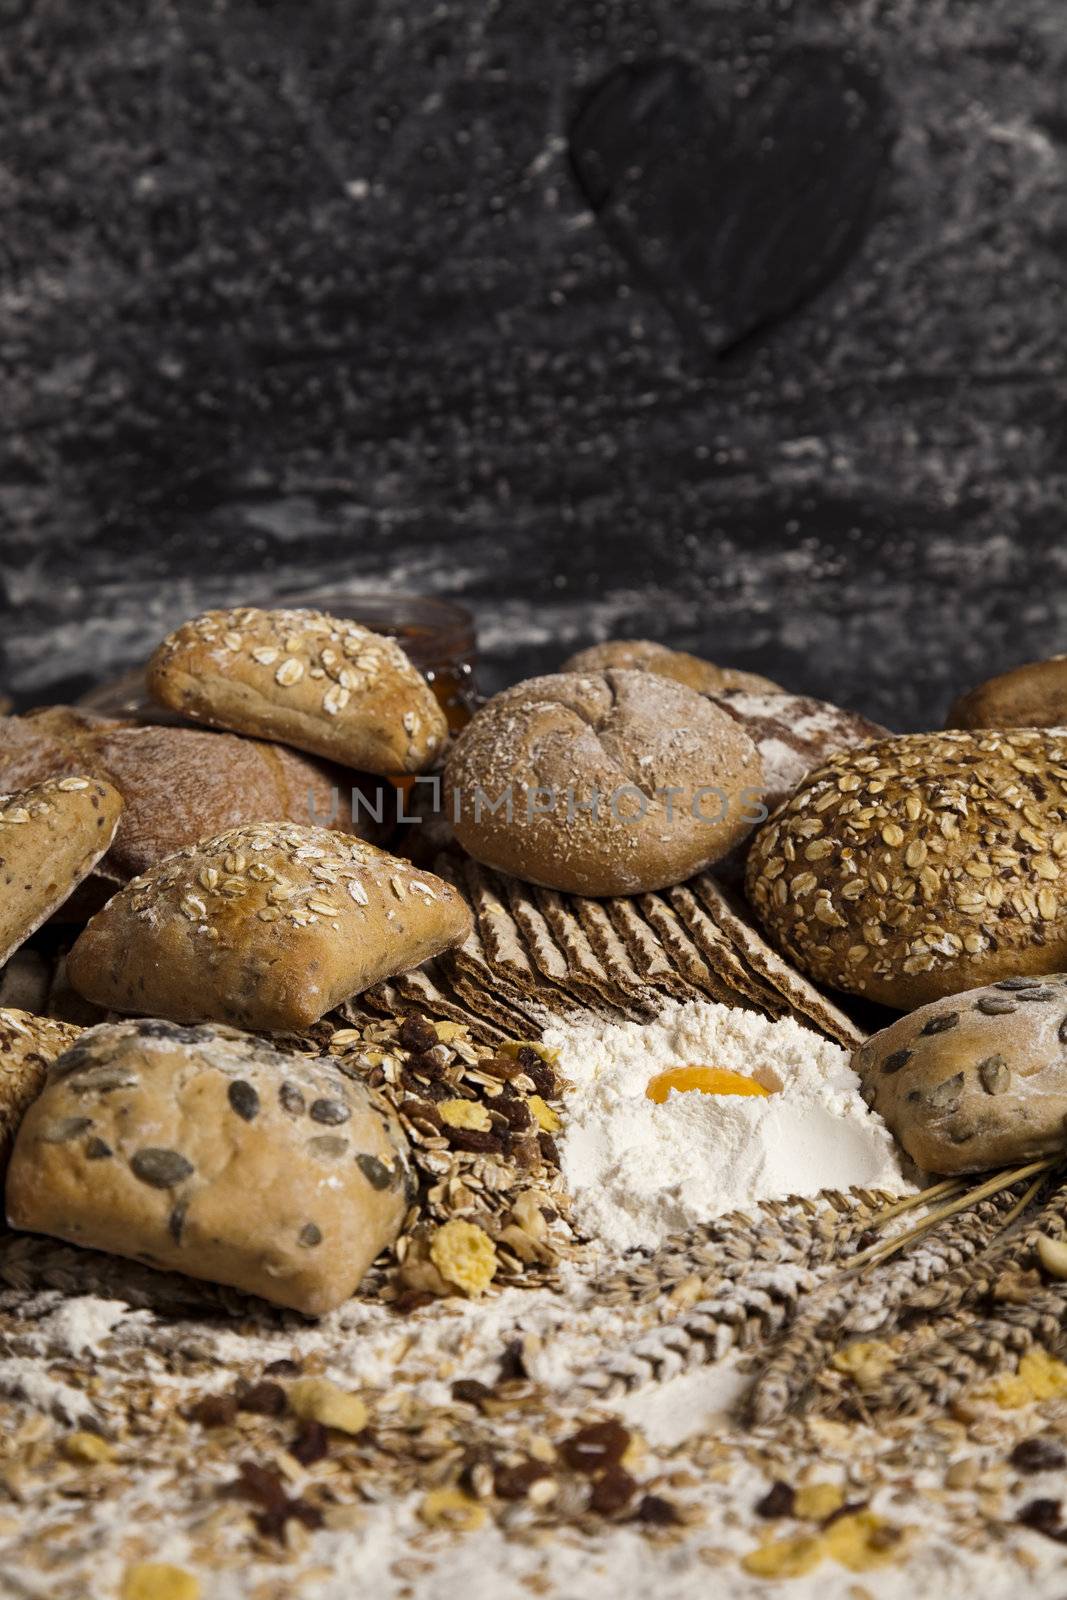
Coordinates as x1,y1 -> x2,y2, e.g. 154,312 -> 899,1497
645,1065 -> 773,1103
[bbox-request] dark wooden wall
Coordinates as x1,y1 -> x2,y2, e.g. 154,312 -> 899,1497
3,0 -> 1065,727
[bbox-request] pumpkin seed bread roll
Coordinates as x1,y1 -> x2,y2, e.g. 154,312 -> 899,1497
853,975 -> 1067,1173
0,776 -> 123,964
66,822 -> 472,1030
445,669 -> 764,897
147,606 -> 447,774
5,1020 -> 413,1315
746,729 -> 1067,1010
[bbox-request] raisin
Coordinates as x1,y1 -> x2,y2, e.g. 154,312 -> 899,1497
238,1381 -> 288,1417
538,1131 -> 560,1166
1011,1437 -> 1067,1473
447,1128 -> 504,1154
398,1015 -> 439,1053
187,1393 -> 237,1428
291,1421 -> 329,1466
633,1494 -> 682,1526
494,1459 -> 552,1500
560,1420 -> 631,1474
755,1481 -> 796,1518
590,1465 -> 638,1515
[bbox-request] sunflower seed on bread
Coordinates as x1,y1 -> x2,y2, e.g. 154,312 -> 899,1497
66,823 -> 471,1031
147,606 -> 447,774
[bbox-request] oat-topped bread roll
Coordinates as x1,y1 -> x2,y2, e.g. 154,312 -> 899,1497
853,976 -> 1067,1173
704,690 -> 887,813
0,707 -> 392,880
746,729 -> 1067,1010
5,1019 -> 413,1314
445,670 -> 763,897
66,823 -> 471,1029
947,656 -> 1067,731
147,606 -> 447,774
0,776 -> 123,963
0,1008 -> 80,1181
561,639 -> 782,695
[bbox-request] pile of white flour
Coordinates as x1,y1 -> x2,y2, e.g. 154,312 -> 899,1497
544,999 -> 912,1252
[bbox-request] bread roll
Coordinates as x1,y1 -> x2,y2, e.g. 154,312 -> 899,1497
853,976 -> 1067,1173
0,1008 -> 80,1181
0,776 -> 123,965
746,729 -> 1067,1009
147,606 -> 447,774
66,822 -> 472,1029
445,670 -> 764,897
0,707 -> 392,880
947,657 -> 1067,730
561,639 -> 782,695
5,1019 -> 413,1314
705,690 -> 887,813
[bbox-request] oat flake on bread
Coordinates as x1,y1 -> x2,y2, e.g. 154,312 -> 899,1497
545,998 -> 913,1254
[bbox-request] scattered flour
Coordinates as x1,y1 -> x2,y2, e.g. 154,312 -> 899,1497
545,998 -> 912,1252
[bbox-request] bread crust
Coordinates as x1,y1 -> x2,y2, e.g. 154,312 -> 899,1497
445,669 -> 764,897
0,707 -> 392,878
0,776 -> 123,964
746,729 -> 1067,1009
852,976 -> 1067,1173
561,639 -> 782,695
66,822 -> 472,1029
147,606 -> 447,773
946,656 -> 1067,730
6,1019 -> 412,1314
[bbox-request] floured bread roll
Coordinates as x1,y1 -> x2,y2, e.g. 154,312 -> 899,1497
445,670 -> 764,896
147,606 -> 447,774
66,823 -> 472,1029
561,639 -> 782,695
704,689 -> 887,813
0,776 -> 123,963
6,1019 -> 413,1314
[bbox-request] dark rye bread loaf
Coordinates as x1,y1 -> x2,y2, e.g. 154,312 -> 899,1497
704,689 -> 887,813
445,669 -> 764,897
561,638 -> 782,695
0,707 -> 391,881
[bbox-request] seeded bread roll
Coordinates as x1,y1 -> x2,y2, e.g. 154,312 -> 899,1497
147,607 -> 447,774
66,823 -> 472,1030
0,707 -> 393,880
853,975 -> 1067,1173
0,777 -> 123,964
947,656 -> 1067,730
746,729 -> 1067,1010
445,670 -> 764,897
561,639 -> 782,695
0,1008 -> 80,1182
5,1019 -> 413,1314
704,690 -> 887,813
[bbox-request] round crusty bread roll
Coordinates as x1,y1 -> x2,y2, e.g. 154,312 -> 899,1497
0,706 -> 393,881
946,656 -> 1067,730
445,670 -> 764,897
561,639 -> 782,695
746,728 -> 1067,1010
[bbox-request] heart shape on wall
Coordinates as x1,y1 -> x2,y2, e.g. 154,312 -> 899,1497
569,48 -> 895,361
